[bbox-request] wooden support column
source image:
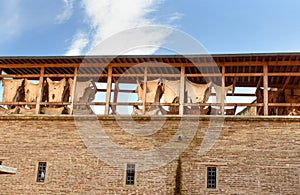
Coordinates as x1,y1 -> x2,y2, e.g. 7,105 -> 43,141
69,67 -> 78,115
231,77 -> 237,96
179,65 -> 185,115
142,67 -> 148,114
263,64 -> 268,116
35,67 -> 45,114
221,65 -> 225,114
104,65 -> 113,115
111,80 -> 119,114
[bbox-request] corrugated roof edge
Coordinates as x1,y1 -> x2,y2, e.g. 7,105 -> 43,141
1,51 -> 300,59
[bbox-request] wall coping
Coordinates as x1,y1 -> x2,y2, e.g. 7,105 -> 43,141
0,114 -> 299,122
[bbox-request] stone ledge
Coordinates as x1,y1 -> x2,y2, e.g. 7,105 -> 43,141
0,165 -> 17,174
0,114 -> 299,122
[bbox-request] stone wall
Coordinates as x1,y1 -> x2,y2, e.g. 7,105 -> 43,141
0,115 -> 299,194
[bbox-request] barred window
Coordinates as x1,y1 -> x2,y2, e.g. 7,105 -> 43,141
126,164 -> 135,185
36,162 -> 47,182
207,167 -> 217,189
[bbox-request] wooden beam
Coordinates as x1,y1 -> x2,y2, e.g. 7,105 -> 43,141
179,65 -> 185,115
142,67 -> 148,114
263,64 -> 268,116
35,67 -> 45,114
281,76 -> 290,91
256,76 -> 262,91
104,65 -> 113,115
69,67 -> 78,115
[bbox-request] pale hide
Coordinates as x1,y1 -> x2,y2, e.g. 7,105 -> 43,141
163,80 -> 212,103
212,84 -> 233,103
186,81 -> 212,103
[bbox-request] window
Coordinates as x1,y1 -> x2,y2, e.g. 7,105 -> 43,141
36,162 -> 47,182
207,167 -> 217,189
0,161 -> 2,165
125,164 -> 135,185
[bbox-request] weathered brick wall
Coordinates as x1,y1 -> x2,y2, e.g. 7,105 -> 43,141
0,116 -> 299,194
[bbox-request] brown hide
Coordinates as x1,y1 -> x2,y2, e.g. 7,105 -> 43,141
287,108 -> 300,116
210,106 -> 236,115
2,79 -> 25,105
284,92 -> 300,115
0,106 -> 19,114
131,105 -> 160,115
69,79 -> 96,111
46,78 -> 67,102
41,107 -> 65,115
24,79 -> 43,108
256,89 -> 285,115
136,79 -> 164,103
19,107 -> 36,114
69,79 -> 95,102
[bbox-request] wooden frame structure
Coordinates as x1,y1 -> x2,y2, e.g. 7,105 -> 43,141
1,53 -> 300,116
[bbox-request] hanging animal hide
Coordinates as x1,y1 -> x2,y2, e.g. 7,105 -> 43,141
46,78 -> 67,102
2,79 -> 25,106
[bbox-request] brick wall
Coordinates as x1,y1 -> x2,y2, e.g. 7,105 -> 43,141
0,115 -> 299,194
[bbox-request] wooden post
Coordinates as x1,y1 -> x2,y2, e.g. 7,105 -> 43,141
104,65 -> 113,115
221,65 -> 225,115
142,67 -> 148,114
179,65 -> 185,115
263,64 -> 268,116
35,67 -> 45,114
112,80 -> 119,114
69,67 -> 78,115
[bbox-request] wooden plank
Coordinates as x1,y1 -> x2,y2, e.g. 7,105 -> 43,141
142,67 -> 148,114
35,67 -> 45,114
263,64 -> 268,116
104,65 -> 113,115
179,65 -> 185,115
69,67 -> 78,115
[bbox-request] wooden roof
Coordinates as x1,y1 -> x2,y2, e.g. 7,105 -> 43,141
0,52 -> 300,88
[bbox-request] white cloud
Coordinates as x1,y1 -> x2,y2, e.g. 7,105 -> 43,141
168,12 -> 183,23
56,0 -> 74,24
66,0 -> 181,55
65,32 -> 89,56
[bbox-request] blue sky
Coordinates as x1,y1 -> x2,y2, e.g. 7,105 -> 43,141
1,0 -> 300,56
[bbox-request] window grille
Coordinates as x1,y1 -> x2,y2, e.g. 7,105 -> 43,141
126,164 -> 135,185
36,162 -> 47,182
207,167 -> 217,189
